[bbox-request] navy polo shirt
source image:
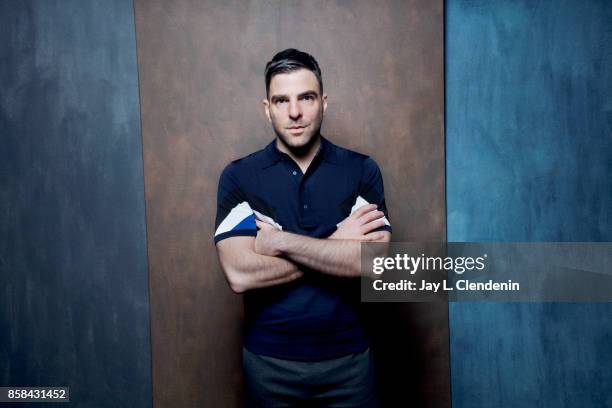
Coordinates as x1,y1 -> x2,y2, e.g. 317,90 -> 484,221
214,136 -> 391,361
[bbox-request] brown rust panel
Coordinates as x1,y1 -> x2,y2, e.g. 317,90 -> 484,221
134,0 -> 447,406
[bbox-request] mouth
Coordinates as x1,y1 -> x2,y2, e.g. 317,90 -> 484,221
287,125 -> 308,135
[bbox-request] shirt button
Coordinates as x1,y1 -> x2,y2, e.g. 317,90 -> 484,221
303,204 -> 308,209
292,171 -> 297,176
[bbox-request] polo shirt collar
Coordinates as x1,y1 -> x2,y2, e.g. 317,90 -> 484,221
261,135 -> 338,169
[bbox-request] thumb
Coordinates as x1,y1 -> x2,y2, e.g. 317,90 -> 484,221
256,220 -> 272,230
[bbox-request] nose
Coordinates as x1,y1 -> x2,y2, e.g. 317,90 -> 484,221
288,100 -> 302,120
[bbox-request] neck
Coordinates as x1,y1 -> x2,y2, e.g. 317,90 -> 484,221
276,135 -> 322,173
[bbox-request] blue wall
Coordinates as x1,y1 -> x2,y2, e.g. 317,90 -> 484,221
0,1 -> 152,407
446,0 -> 612,407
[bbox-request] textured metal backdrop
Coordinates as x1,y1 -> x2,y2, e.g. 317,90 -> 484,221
0,1 -> 152,407
134,1 -> 447,406
446,1 -> 612,407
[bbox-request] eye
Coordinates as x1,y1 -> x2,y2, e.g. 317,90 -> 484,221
303,95 -> 315,101
275,98 -> 288,105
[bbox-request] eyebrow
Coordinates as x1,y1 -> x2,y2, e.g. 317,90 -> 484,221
270,90 -> 319,103
298,90 -> 318,98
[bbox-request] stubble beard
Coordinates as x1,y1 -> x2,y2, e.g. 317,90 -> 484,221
273,112 -> 324,158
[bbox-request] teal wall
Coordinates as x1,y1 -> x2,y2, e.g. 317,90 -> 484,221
446,1 -> 612,407
0,1 -> 152,406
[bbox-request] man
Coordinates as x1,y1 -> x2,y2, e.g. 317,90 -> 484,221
214,49 -> 391,407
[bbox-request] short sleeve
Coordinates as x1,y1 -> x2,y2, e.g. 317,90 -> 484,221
352,157 -> 392,233
214,164 -> 258,244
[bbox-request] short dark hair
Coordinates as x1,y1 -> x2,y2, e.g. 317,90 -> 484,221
264,48 -> 323,99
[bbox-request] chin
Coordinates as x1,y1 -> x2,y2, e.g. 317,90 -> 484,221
286,135 -> 310,147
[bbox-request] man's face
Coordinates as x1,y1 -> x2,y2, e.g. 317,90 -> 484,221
264,69 -> 327,150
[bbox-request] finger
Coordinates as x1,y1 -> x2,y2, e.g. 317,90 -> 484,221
357,210 -> 384,225
360,218 -> 386,235
363,231 -> 385,241
285,271 -> 304,283
255,220 -> 273,230
351,204 -> 378,219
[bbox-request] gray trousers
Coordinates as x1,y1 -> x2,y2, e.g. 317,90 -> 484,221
242,347 -> 378,408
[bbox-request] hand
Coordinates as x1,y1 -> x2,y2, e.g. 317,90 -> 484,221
254,220 -> 283,257
330,204 -> 386,241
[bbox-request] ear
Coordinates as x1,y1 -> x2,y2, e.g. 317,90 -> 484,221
322,93 -> 328,113
262,98 -> 271,122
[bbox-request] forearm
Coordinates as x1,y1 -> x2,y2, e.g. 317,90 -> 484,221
277,232 -> 362,277
217,242 -> 302,293
252,210 -> 391,278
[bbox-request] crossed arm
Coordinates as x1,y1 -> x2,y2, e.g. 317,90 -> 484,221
216,204 -> 390,293
216,236 -> 304,293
